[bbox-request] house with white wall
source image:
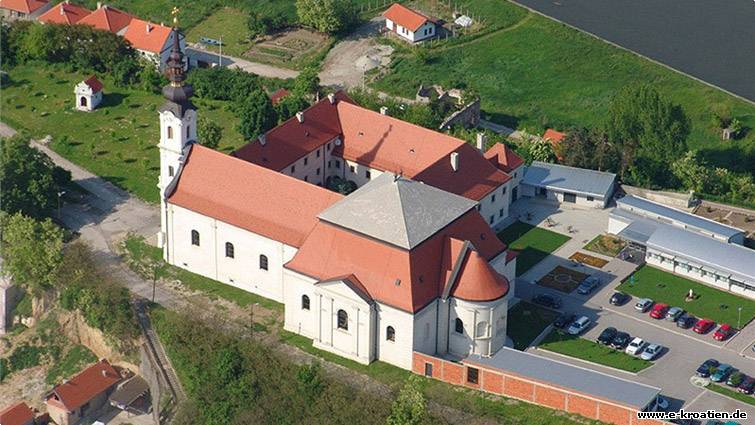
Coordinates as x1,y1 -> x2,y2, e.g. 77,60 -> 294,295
383,2 -> 440,43
74,75 -> 103,112
124,18 -> 184,70
0,0 -> 51,21
520,161 -> 616,209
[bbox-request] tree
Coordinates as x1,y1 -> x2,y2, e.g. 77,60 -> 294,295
1,135 -> 70,220
274,93 -> 310,122
198,117 -> 223,149
247,12 -> 269,40
0,213 -> 64,294
138,60 -> 167,93
387,375 -> 427,425
296,0 -> 355,34
559,127 -> 593,169
236,89 -> 277,140
671,150 -> 710,194
292,65 -> 320,97
526,137 -> 557,163
606,84 -> 690,186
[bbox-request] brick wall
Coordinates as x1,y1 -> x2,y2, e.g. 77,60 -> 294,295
412,352 -> 666,425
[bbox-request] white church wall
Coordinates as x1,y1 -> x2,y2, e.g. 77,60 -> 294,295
375,302 -> 417,370
447,297 -> 509,358
478,180 -> 512,228
283,269 -> 318,338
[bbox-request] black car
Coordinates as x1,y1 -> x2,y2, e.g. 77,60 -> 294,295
695,359 -> 719,378
554,313 -> 576,329
677,314 -> 696,329
610,331 -> 631,349
609,291 -> 630,306
597,327 -> 618,345
532,294 -> 562,309
738,376 -> 755,394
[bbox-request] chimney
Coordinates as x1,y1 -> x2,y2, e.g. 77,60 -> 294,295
476,133 -> 487,152
296,111 -> 304,123
258,134 -> 266,146
380,106 -> 389,115
450,152 -> 459,172
97,2 -> 102,9
101,370 -> 107,377
327,93 -> 336,104
146,23 -> 153,33
60,4 -> 65,14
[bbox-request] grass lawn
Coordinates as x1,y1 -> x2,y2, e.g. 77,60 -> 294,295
538,330 -> 652,373
498,221 -> 571,276
707,383 -> 755,407
584,234 -> 627,257
186,7 -> 252,58
507,301 -> 559,350
373,1 -> 755,175
617,265 -> 755,325
45,345 -> 97,385
122,234 -> 283,312
1,63 -> 246,203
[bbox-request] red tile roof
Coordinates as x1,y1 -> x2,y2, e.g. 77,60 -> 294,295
542,128 -> 565,143
484,142 -> 524,174
269,88 -> 290,106
37,1 -> 90,24
445,240 -> 509,302
167,144 -> 343,248
46,359 -> 121,412
123,18 -> 172,53
78,4 -> 133,33
0,0 -> 47,13
286,210 -> 506,312
383,3 -> 435,32
83,75 -> 103,93
0,402 -> 34,425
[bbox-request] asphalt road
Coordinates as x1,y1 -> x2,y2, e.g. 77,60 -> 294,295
512,0 -> 755,102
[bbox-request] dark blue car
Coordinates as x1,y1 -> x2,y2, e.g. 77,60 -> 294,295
695,359 -> 719,377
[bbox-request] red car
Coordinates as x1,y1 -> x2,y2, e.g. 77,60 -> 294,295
649,303 -> 669,319
714,324 -> 735,341
693,318 -> 715,334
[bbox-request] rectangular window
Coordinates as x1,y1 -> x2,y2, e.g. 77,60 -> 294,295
499,208 -> 504,217
563,193 -> 577,203
491,194 -> 496,203
316,149 -> 321,158
168,166 -> 174,177
336,160 -> 341,168
304,176 -> 308,182
365,170 -> 371,179
316,168 -> 321,176
328,160 -> 332,168
350,165 -> 355,173
489,215 -> 494,224
587,196 -> 595,202
304,157 -> 308,166
424,363 -> 433,377
466,367 -> 479,384
291,165 -> 296,173
502,187 -> 507,195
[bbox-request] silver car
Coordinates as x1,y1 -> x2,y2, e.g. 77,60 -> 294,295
634,298 -> 653,312
567,316 -> 591,335
640,343 -> 663,360
665,307 -> 684,321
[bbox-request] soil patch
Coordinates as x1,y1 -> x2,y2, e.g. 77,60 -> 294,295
537,265 -> 589,293
569,252 -> 608,268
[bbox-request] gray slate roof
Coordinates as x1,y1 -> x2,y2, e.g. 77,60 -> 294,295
618,195 -> 743,240
318,173 -> 477,250
467,348 -> 661,409
522,162 -> 616,198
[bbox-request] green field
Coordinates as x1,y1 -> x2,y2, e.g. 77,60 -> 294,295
186,7 -> 252,58
617,265 -> 755,325
497,221 -> 571,276
507,301 -> 559,350
0,64 -> 245,203
373,1 -> 755,174
539,330 -> 652,373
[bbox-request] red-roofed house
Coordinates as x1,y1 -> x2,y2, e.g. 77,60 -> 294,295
45,360 -> 122,425
124,18 -> 184,69
484,142 -> 525,201
269,88 -> 290,106
383,3 -> 439,43
0,402 -> 35,425
157,39 -> 517,371
74,75 -> 103,111
77,3 -> 133,35
37,1 -> 90,24
0,0 -> 51,21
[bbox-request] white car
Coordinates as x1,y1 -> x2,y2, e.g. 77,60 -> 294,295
566,316 -> 591,335
640,343 -> 663,360
625,337 -> 645,355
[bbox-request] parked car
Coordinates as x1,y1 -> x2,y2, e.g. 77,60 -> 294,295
567,316 -> 591,335
677,314 -> 696,329
693,318 -> 715,334
610,331 -> 631,349
553,313 -> 576,329
532,293 -> 562,309
665,307 -> 684,321
609,291 -> 630,306
695,359 -> 719,377
710,364 -> 734,382
577,276 -> 600,295
649,303 -> 670,319
654,396 -> 669,411
597,327 -> 618,345
726,371 -> 745,387
640,343 -> 663,360
634,298 -> 653,312
738,376 -> 755,394
713,324 -> 734,341
626,337 -> 646,355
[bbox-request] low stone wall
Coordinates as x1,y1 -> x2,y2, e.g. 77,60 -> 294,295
411,352 -> 666,425
439,99 -> 481,130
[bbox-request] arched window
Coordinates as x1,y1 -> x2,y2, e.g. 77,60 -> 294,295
454,318 -> 463,334
186,125 -> 191,138
225,242 -> 234,258
167,126 -> 173,139
191,230 -> 200,246
476,321 -> 488,338
259,254 -> 268,270
386,326 -> 395,341
337,309 -> 348,330
301,295 -> 310,310
80,96 -> 87,107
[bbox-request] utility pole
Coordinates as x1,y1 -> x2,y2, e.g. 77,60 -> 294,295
738,306 -> 742,329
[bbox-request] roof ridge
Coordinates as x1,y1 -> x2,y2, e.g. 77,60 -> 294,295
394,176 -> 412,248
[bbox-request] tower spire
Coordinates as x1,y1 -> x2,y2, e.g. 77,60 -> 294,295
160,6 -> 194,118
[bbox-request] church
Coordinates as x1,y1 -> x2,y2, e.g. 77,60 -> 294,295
156,26 -> 525,370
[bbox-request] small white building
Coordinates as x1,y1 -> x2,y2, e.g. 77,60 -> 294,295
383,3 -> 440,43
74,75 -> 103,112
520,161 -> 616,208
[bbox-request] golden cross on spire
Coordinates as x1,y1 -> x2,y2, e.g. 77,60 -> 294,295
171,6 -> 180,26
